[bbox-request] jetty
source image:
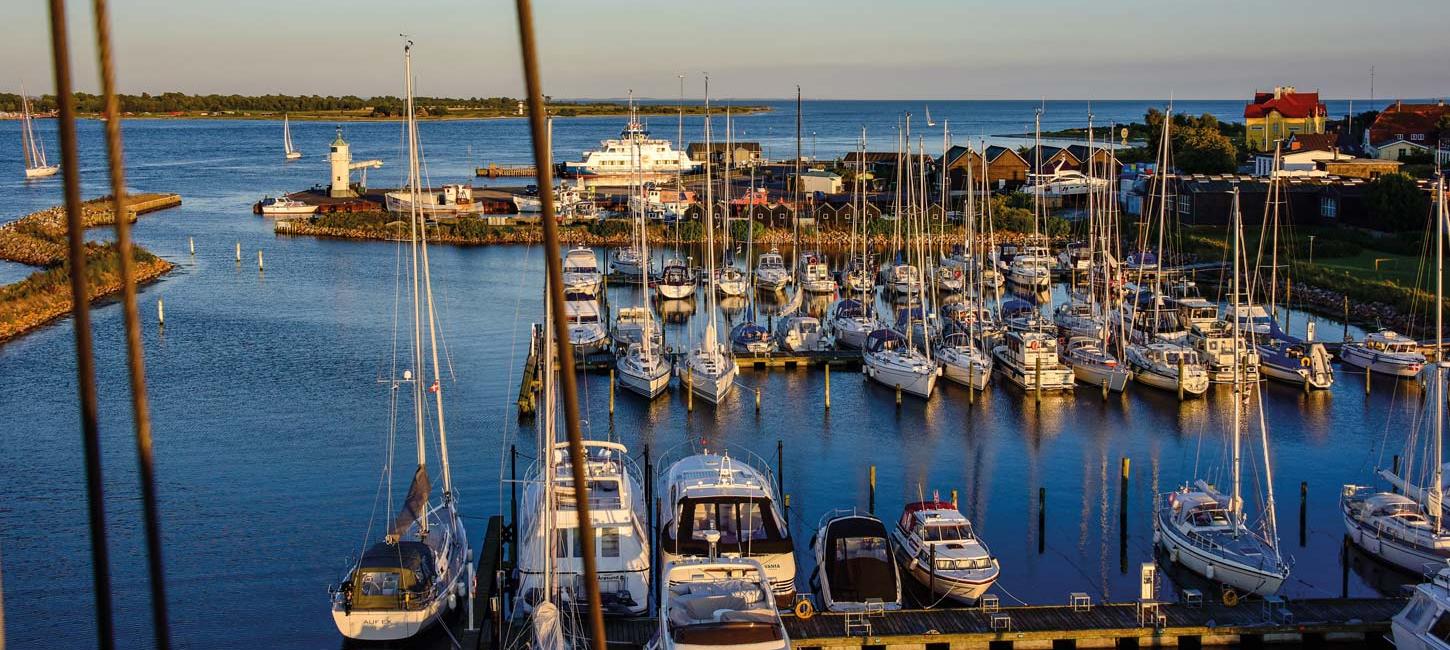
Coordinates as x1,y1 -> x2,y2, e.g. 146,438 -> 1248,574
476,163 -> 538,178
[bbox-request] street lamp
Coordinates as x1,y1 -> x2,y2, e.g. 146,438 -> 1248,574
1308,235 -> 1316,266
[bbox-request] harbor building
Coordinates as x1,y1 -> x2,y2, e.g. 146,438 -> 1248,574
686,141 -> 763,168
795,169 -> 842,195
1363,100 -> 1449,162
938,145 -> 1030,192
1243,86 -> 1328,153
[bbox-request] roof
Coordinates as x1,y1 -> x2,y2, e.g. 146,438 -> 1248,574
940,144 -> 980,168
799,170 -> 841,179
686,142 -> 762,155
1368,102 -> 1448,147
1065,144 -> 1114,163
983,145 -> 1026,165
1285,132 -> 1339,153
842,151 -> 934,165
1024,145 -> 1078,172
1244,89 -> 1326,119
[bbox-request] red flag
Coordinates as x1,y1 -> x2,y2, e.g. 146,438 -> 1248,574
429,380 -> 440,394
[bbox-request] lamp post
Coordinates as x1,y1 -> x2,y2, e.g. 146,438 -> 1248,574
1308,235 -> 1316,266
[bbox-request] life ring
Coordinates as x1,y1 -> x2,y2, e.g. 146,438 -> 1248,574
794,598 -> 815,619
1301,357 -> 1312,368
1029,340 -> 1040,350
1222,588 -> 1239,607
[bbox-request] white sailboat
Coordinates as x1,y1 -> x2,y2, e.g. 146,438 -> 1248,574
19,85 -> 58,179
831,130 -> 884,350
1343,177 -> 1450,573
329,42 -> 468,641
616,114 -> 672,400
681,76 -> 738,405
283,113 -> 302,160
1155,188 -> 1290,598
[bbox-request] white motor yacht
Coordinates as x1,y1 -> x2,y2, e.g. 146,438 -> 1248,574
890,498 -> 999,605
991,330 -> 1075,392
645,558 -> 789,650
798,252 -> 837,294
776,315 -> 827,352
1340,329 -> 1426,377
1391,562 -> 1450,650
754,250 -> 791,292
1062,336 -> 1130,393
565,295 -> 609,354
1126,342 -> 1209,396
562,247 -> 604,297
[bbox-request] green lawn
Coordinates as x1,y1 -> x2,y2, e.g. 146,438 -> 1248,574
1310,248 -> 1427,287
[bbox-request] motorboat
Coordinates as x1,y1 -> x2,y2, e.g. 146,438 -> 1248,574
885,264 -> 923,297
659,452 -> 797,606
1255,326 -> 1333,390
562,247 -> 604,297
657,257 -> 697,300
991,330 -> 1075,392
798,251 -> 837,294
863,329 -> 940,398
810,510 -> 903,613
257,194 -> 317,216
932,265 -> 965,294
730,321 -> 775,355
1005,245 -> 1052,293
1052,301 -> 1104,340
611,246 -> 650,278
565,294 -> 609,354
515,441 -> 651,616
1062,336 -> 1130,393
829,299 -> 880,350
613,306 -> 652,347
385,184 -> 480,216
776,315 -> 827,353
644,558 -> 789,650
513,194 -> 543,213
1186,319 -> 1261,384
1391,562 -> 1450,650
935,331 -> 992,391
1020,167 -> 1110,199
754,249 -> 791,292
617,339 -> 672,399
1126,342 -> 1209,396
1155,483 -> 1289,597
1340,330 -> 1426,377
890,498 -> 999,605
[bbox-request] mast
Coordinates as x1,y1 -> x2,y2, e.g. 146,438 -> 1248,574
403,41 -> 430,533
703,74 -> 720,353
1032,106 -> 1043,243
1230,187 -> 1243,528
1434,176 -> 1445,532
793,86 -> 802,279
21,90 -> 34,170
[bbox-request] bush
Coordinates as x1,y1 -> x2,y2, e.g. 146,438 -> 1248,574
587,219 -> 632,238
730,219 -> 767,242
1364,173 -> 1431,232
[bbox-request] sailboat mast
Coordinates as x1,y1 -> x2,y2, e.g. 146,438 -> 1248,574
403,42 -> 429,532
1434,176 -> 1445,533
20,91 -> 35,170
1269,142 -> 1282,317
703,74 -> 720,351
1230,187 -> 1243,527
1032,107 -> 1043,241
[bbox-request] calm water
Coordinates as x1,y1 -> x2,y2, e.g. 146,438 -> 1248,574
0,100 -> 1419,649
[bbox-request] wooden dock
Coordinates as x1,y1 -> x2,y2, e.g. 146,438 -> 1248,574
476,163 -> 538,178
448,510 -> 1401,650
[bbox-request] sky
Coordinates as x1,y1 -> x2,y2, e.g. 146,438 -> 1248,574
4,0 -> 1447,101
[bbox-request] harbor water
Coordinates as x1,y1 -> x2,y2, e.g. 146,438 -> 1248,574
0,102 -> 1420,649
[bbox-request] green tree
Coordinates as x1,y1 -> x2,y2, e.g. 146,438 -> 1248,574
1364,173 -> 1431,231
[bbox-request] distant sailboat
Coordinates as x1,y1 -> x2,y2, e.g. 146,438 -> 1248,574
20,85 -> 58,179
283,114 -> 302,160
924,104 -> 935,128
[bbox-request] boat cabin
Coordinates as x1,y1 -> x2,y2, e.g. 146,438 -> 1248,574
1164,296 -> 1219,329
896,501 -> 992,569
663,561 -> 787,649
1366,330 -> 1421,354
343,541 -> 438,612
864,329 -> 908,354
1167,491 -> 1233,531
1001,330 -> 1058,367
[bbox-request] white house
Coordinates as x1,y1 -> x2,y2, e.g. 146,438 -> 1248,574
797,169 -> 843,195
1253,148 -> 1350,177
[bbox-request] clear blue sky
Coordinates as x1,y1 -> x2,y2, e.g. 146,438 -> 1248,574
5,0 -> 1447,100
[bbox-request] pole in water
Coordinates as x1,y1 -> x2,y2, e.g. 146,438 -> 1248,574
1299,481 -> 1308,547
1177,355 -> 1186,401
1365,365 -> 1371,396
951,489 -> 958,508
1119,457 -> 1130,562
928,543 -> 937,604
608,369 -> 615,415
1343,295 -> 1350,342
755,387 -> 761,412
1340,535 -> 1350,598
868,465 -> 876,514
896,384 -> 902,407
1102,378 -> 1109,400
188,237 -> 194,255
1035,355 -> 1042,402
823,363 -> 831,410
686,371 -> 693,412
257,249 -> 264,272
1038,486 -> 1046,554
156,298 -> 165,327
235,241 -> 241,262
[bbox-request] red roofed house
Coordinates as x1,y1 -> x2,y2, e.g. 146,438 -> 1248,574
1364,100 -> 1449,162
1243,86 -> 1328,153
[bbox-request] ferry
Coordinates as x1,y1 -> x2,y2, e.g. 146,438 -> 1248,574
561,118 -> 696,181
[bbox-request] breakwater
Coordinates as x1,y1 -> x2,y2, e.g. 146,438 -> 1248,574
0,193 -> 180,343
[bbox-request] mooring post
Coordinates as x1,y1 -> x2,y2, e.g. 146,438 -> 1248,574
1102,378 -> 1109,400
257,249 -> 264,272
509,444 -> 518,570
776,439 -> 784,497
784,493 -> 791,525
1177,355 -> 1186,401
686,371 -> 693,412
1365,365 -> 1371,396
1341,535 -> 1350,598
755,387 -> 761,413
868,465 -> 877,514
896,384 -> 903,407
1299,481 -> 1308,547
188,236 -> 194,255
1119,457 -> 1130,550
824,363 -> 831,410
1038,486 -> 1046,554
608,369 -> 615,415
928,543 -> 937,605
951,489 -> 958,508
1343,296 -> 1350,342
235,241 -> 241,263
1035,355 -> 1043,403
968,375 -> 975,405
156,297 -> 165,327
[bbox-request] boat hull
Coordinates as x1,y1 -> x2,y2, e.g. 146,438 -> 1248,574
864,357 -> 938,398
332,594 -> 456,641
24,165 -> 59,179
618,364 -> 671,399
938,349 -> 991,391
1154,517 -> 1285,597
1070,361 -> 1131,393
890,540 -> 997,605
1342,503 -> 1450,573
1339,346 -> 1423,377
656,282 -> 696,300
683,361 -> 737,404
1259,360 -> 1333,389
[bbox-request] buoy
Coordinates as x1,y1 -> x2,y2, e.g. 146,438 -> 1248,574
1205,564 -> 1215,580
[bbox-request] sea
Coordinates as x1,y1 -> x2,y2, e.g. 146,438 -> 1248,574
0,98 -> 1421,649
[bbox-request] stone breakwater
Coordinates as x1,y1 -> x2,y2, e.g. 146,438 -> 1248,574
0,194 -> 180,344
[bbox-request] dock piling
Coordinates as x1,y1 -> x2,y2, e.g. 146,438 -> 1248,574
1343,296 -> 1350,342
1119,457 -> 1130,569
868,465 -> 876,514
188,237 -> 194,255
608,370 -> 615,415
755,387 -> 761,413
1341,535 -> 1350,598
896,384 -> 902,407
1177,356 -> 1186,401
928,544 -> 937,605
235,241 -> 240,263
1300,481 -> 1308,547
1365,365 -> 1371,396
1035,356 -> 1042,403
951,489 -> 958,508
257,249 -> 264,272
156,297 -> 164,327
823,363 -> 830,410
1038,486 -> 1046,554
686,372 -> 693,412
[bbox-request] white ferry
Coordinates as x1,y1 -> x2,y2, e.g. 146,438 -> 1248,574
562,116 -> 696,180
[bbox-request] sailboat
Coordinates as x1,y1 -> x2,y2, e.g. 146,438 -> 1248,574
329,42 -> 469,641
283,113 -> 302,160
1343,177 -> 1450,573
681,76 -> 739,405
831,130 -> 884,350
1155,188 -> 1290,597
19,86 -> 58,179
715,107 -> 749,298
730,163 -> 777,355
616,111 -> 672,400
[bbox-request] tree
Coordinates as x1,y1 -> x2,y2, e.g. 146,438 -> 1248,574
1364,173 -> 1431,231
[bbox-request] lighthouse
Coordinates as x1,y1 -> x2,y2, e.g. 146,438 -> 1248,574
327,127 -> 383,199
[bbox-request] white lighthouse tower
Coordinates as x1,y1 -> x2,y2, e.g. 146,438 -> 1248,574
328,127 -> 383,198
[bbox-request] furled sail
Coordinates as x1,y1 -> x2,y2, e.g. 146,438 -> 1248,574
390,465 -> 431,538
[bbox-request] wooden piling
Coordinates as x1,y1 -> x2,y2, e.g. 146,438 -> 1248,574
257,249 -> 264,272
156,297 -> 164,326
686,371 -> 693,412
1341,535 -> 1350,598
1343,296 -> 1350,342
755,387 -> 761,412
823,363 -> 831,410
235,241 -> 241,262
928,543 -> 937,604
896,384 -> 902,407
1365,365 -> 1371,396
188,237 -> 194,255
1035,355 -> 1042,402
776,439 -> 784,497
868,465 -> 876,514
1177,355 -> 1186,401
1300,481 -> 1308,547
1038,486 -> 1046,554
1119,457 -> 1130,560
951,489 -> 958,508
608,369 -> 615,415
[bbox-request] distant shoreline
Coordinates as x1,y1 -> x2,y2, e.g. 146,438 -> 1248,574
9,107 -> 772,123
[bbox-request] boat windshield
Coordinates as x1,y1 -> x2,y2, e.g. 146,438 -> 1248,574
671,497 -> 790,554
921,522 -> 974,541
835,535 -> 890,563
1187,508 -> 1231,528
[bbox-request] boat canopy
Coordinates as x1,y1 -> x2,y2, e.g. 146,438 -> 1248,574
865,329 -> 906,353
348,540 -> 438,611
669,496 -> 791,555
833,299 -> 866,318
822,516 -> 897,604
1001,299 -> 1034,317
897,500 -> 956,531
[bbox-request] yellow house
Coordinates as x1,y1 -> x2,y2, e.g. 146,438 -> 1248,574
1243,86 -> 1328,153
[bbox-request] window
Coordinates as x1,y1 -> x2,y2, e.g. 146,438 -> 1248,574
600,527 -> 621,557
1320,196 -> 1338,219
1412,133 -> 1425,142
1177,194 -> 1191,215
358,571 -> 401,596
556,529 -> 571,558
